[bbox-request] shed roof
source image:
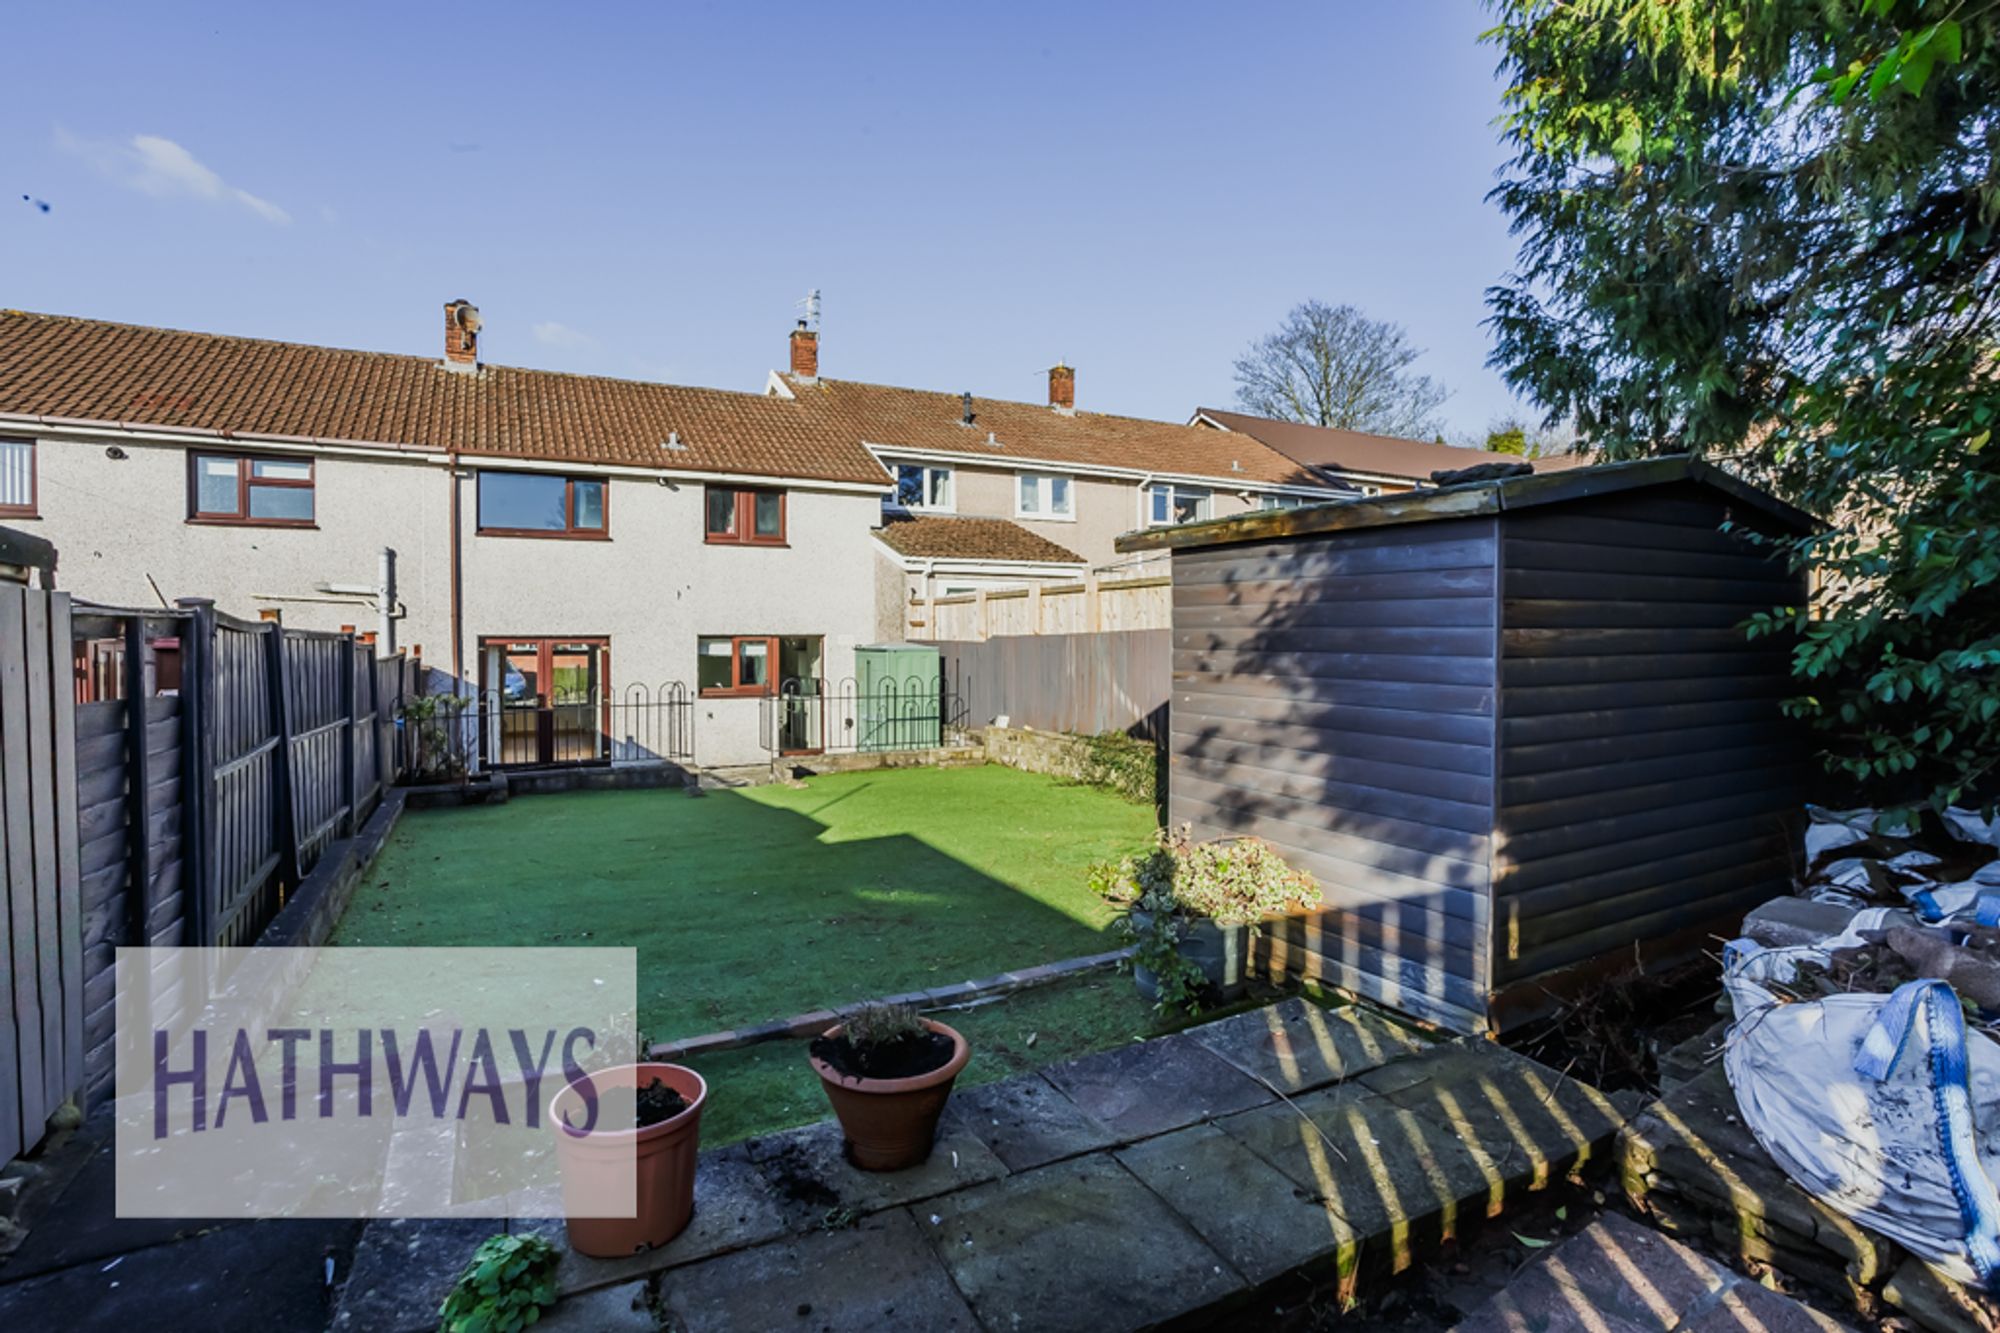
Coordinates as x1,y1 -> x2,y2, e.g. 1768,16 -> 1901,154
1113,456 -> 1814,553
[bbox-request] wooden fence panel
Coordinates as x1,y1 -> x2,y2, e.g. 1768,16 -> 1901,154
1,585 -> 83,1160
6,600 -> 415,1147
917,574 -> 1170,640
937,630 -> 1170,740
208,614 -> 284,947
281,630 -> 353,872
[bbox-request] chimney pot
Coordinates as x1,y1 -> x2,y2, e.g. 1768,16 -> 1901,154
443,299 -> 481,368
789,321 -> 819,378
1048,362 -> 1075,411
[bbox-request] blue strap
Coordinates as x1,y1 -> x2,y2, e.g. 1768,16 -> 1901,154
1914,889 -> 1948,923
1977,891 -> 2000,929
1854,979 -> 2000,1291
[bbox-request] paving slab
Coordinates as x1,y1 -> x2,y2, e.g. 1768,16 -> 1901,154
1114,1120 -> 1359,1288
332,1216 -> 494,1332
1361,1043 -> 1629,1197
1217,1084 -> 1495,1273
1038,1030 -> 1273,1141
1190,997 -> 1431,1094
658,1208 -> 977,1333
1454,1214 -> 1858,1333
526,1143 -> 793,1295
536,1279 -> 659,1330
916,1153 -> 1247,1333
951,1072 -> 1120,1172
740,1113 -> 1008,1223
1683,1282 -> 1856,1333
0,1216 -> 360,1333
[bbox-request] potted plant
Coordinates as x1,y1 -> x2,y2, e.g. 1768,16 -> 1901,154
808,1002 -> 970,1171
1092,825 -> 1319,1012
548,1061 -> 706,1257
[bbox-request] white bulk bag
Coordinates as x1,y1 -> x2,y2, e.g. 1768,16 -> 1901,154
1723,937 -> 2000,1290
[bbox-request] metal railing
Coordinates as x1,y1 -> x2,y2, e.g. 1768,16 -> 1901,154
405,682 -> 695,778
760,675 -> 970,756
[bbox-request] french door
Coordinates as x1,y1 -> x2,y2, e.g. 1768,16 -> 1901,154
479,637 -> 609,766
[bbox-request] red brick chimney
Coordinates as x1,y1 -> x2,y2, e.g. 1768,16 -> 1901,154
444,299 -> 481,369
789,321 -> 819,378
1049,362 -> 1075,411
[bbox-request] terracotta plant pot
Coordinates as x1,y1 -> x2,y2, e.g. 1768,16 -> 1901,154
808,1019 -> 970,1171
548,1062 -> 706,1257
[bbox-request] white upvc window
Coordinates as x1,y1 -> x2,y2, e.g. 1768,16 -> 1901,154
888,461 -> 953,512
1145,482 -> 1211,526
1015,471 -> 1073,520
0,439 -> 34,516
1258,493 -> 1315,511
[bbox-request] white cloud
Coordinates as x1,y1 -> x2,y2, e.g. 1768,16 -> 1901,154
56,128 -> 290,224
533,321 -> 595,350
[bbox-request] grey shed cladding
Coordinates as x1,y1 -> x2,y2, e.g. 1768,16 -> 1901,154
1116,457 -> 1812,1034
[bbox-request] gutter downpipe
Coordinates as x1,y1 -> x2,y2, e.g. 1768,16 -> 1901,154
448,448 -> 464,693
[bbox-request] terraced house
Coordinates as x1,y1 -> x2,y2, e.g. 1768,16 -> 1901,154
765,327 -> 1342,606
0,303 -> 1345,768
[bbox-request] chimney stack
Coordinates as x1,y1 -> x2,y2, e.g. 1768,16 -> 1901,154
789,320 -> 819,378
444,299 -> 481,369
1048,362 -> 1075,411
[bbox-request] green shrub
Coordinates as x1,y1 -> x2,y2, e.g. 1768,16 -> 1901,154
437,1234 -> 560,1333
1090,825 -> 1316,926
1092,827 -> 1318,1016
1073,731 -> 1158,804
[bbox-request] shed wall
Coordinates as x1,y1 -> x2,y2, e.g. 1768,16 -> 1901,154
1167,517 -> 1498,1031
1492,483 -> 1805,1002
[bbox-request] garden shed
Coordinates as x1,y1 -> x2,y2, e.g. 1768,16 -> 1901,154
1114,457 -> 1814,1034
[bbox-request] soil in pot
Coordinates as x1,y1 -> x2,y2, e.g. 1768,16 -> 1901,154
808,1028 -> 956,1080
572,1077 -> 693,1131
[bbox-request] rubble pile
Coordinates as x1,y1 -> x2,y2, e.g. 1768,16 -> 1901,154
1616,803 -> 2000,1331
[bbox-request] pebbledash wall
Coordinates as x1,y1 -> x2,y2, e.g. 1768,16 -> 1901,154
21,426 -> 887,766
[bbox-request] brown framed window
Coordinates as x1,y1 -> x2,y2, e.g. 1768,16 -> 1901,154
697,635 -> 775,697
0,438 -> 35,517
704,487 -> 785,545
476,470 -> 608,538
189,452 -> 315,525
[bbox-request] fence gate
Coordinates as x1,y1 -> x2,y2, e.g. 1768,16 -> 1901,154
0,583 -> 82,1161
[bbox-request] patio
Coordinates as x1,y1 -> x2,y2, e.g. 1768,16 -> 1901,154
329,998 -> 1634,1332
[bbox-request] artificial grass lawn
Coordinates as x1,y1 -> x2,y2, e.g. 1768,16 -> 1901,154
332,764 -> 1155,1047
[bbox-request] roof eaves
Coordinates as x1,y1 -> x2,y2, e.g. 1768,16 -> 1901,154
1112,455 -> 1812,554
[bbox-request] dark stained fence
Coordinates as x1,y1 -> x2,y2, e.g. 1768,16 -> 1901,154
1,583 -> 82,1162
936,630 -> 1170,741
72,608 -> 188,1108
45,602 -> 416,1128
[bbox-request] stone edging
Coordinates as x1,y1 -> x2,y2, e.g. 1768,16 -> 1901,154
647,947 -> 1133,1062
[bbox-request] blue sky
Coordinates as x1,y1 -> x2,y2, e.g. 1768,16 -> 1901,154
3,2 -> 1526,438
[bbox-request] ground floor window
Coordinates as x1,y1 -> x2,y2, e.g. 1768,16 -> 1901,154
698,635 -> 775,697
